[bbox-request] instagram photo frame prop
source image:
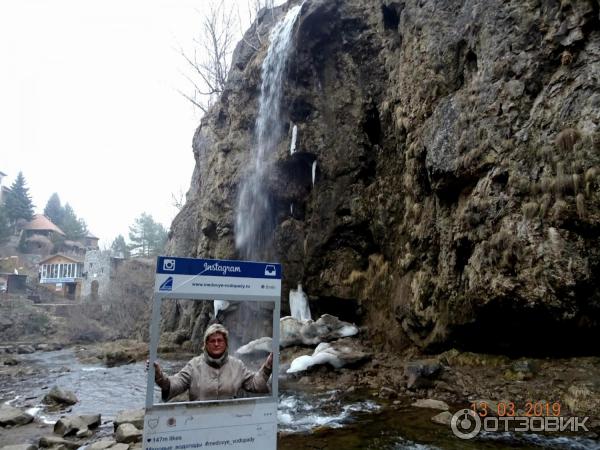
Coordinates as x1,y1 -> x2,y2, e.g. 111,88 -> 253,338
143,256 -> 281,450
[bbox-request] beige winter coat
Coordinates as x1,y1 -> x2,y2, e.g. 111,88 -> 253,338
162,354 -> 271,401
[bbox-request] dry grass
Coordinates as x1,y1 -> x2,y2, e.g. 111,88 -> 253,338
573,174 -> 581,194
540,176 -> 553,194
576,193 -> 585,219
551,199 -> 568,220
522,202 -> 539,219
540,193 -> 552,217
555,175 -> 574,196
555,128 -> 581,153
585,166 -> 599,184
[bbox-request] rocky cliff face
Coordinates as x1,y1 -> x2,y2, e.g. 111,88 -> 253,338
167,0 -> 600,355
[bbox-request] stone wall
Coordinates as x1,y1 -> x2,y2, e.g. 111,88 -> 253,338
81,251 -> 112,300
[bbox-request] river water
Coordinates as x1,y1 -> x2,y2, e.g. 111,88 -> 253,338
1,349 -> 599,449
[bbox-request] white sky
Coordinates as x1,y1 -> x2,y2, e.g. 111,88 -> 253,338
0,0 -> 221,247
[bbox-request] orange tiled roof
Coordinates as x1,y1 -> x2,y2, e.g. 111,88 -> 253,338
24,215 -> 65,235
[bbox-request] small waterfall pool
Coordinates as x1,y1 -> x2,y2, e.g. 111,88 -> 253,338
1,349 -> 599,449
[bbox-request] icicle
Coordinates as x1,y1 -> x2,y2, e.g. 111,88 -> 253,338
290,124 -> 297,154
214,300 -> 230,318
312,160 -> 317,187
289,283 -> 311,321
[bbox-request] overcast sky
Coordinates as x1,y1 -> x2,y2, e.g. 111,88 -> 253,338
0,0 -> 217,247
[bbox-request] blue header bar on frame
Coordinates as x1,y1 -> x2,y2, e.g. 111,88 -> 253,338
156,256 -> 282,280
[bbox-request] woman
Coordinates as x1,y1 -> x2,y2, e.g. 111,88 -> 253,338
150,324 -> 273,401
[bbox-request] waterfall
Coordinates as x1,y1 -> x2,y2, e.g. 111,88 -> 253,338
235,4 -> 303,260
290,283 -> 311,321
312,160 -> 317,187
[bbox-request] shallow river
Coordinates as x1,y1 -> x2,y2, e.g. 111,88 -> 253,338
1,350 -> 599,449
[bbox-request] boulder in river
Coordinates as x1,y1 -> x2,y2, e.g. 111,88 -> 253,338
43,386 -> 78,406
39,436 -> 79,449
431,411 -> 453,426
404,359 -> 442,390
412,399 -> 449,411
0,445 -> 37,450
54,413 -> 101,437
113,409 -> 144,431
280,314 -> 358,348
0,405 -> 34,427
110,444 -> 131,450
115,423 -> 142,444
16,346 -> 36,355
87,440 -> 117,450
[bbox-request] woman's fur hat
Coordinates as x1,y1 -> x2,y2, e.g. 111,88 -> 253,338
203,323 -> 229,346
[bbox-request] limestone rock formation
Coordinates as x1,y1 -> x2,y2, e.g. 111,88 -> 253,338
167,0 -> 600,354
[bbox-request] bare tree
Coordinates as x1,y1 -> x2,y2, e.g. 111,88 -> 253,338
240,0 -> 275,50
179,0 -> 281,113
171,188 -> 185,211
179,0 -> 238,113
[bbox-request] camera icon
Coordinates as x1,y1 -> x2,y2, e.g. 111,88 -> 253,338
163,259 -> 176,271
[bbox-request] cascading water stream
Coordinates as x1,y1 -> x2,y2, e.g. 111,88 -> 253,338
235,4 -> 303,260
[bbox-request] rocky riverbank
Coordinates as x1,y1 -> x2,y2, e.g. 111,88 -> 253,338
288,344 -> 600,435
3,339 -> 599,449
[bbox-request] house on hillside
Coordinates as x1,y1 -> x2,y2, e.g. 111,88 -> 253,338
38,253 -> 84,300
20,215 -> 100,257
20,215 -> 65,255
82,232 -> 100,250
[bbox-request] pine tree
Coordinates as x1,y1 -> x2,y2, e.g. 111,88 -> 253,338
4,172 -> 35,228
0,205 -> 11,242
111,234 -> 130,258
61,203 -> 88,240
128,213 -> 167,257
44,193 -> 64,228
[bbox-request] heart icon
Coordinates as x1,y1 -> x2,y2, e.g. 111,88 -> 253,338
147,418 -> 159,429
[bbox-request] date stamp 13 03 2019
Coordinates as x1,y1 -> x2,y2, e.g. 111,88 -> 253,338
470,400 -> 562,417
